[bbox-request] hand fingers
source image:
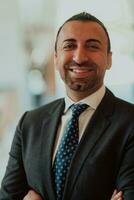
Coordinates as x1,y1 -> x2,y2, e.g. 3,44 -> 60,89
23,190 -> 43,200
111,189 -> 123,200
111,190 -> 123,200
111,189 -> 118,197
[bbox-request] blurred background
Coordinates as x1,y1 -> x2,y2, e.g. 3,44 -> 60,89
0,0 -> 134,184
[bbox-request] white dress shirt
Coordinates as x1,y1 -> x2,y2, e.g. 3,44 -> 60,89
52,85 -> 106,162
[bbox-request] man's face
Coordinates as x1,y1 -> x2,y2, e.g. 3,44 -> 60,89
55,21 -> 112,97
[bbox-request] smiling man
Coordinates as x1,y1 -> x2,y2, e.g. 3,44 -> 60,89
0,12 -> 134,200
55,19 -> 112,100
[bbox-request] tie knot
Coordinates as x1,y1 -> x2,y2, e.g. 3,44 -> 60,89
71,103 -> 89,117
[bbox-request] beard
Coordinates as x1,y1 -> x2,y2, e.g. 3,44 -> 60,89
63,60 -> 101,92
66,77 -> 98,91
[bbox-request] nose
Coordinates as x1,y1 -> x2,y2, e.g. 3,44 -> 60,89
73,47 -> 89,64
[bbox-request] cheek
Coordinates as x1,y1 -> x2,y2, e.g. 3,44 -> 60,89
94,54 -> 109,69
56,55 -> 67,71
55,51 -> 73,76
59,51 -> 72,63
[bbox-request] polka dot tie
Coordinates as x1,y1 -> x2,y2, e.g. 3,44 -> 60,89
53,103 -> 89,200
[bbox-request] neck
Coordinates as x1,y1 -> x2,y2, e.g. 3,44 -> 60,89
66,85 -> 103,102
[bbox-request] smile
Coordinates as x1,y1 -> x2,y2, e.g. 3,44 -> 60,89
70,68 -> 92,73
69,68 -> 95,78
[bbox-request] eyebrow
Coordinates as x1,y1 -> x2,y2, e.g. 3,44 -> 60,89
86,39 -> 102,45
63,38 -> 76,43
63,38 -> 102,45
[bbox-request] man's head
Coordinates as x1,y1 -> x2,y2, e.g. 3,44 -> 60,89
55,12 -> 111,53
54,12 -> 112,101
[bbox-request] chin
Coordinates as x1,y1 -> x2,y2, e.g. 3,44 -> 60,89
68,83 -> 90,92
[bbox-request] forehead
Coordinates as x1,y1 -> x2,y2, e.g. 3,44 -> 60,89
57,20 -> 108,45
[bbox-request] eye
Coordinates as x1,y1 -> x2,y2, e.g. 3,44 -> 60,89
63,43 -> 76,51
86,42 -> 100,51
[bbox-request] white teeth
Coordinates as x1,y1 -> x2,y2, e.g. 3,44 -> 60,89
73,69 -> 89,73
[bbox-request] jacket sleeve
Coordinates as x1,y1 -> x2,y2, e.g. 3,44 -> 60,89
0,113 -> 29,200
116,129 -> 134,199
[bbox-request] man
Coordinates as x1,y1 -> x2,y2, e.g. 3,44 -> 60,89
0,12 -> 134,200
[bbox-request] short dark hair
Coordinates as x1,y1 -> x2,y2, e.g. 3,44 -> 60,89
55,12 -> 111,53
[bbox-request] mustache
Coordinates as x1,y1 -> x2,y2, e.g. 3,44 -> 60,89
64,60 -> 98,69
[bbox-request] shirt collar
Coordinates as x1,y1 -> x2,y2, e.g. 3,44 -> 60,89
64,85 -> 106,113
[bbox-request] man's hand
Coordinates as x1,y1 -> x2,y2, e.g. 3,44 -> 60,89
23,189 -> 123,200
111,189 -> 123,200
23,190 -> 43,200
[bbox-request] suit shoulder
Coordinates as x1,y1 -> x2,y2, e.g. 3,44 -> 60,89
114,96 -> 134,112
18,98 -> 65,129
106,89 -> 134,112
28,98 -> 64,117
110,96 -> 134,122
102,89 -> 134,120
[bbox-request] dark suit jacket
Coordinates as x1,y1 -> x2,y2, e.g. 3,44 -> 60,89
0,89 -> 134,200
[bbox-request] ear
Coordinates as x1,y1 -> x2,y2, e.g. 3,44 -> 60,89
54,51 -> 58,70
107,51 -> 112,69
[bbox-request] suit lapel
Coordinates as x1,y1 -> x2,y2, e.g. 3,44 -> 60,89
63,89 -> 115,200
39,99 -> 65,200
